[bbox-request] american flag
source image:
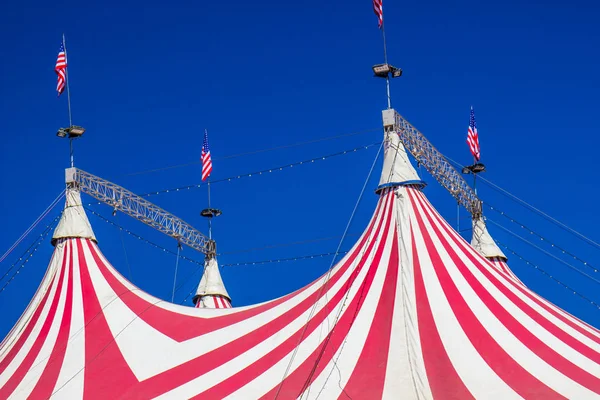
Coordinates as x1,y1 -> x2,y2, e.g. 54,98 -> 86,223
467,106 -> 481,161
201,130 -> 213,181
373,0 -> 383,28
55,43 -> 67,96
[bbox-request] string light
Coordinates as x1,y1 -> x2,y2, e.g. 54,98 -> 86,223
179,251 -> 350,304
132,143 -> 379,200
446,155 -> 600,251
487,219 -> 600,286
87,207 -> 350,304
0,215 -> 61,294
84,207 -> 204,267
486,205 -> 597,273
121,128 -> 380,178
496,241 -> 600,310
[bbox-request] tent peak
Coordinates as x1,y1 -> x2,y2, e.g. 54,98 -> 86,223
193,257 -> 231,308
471,216 -> 507,261
376,109 -> 425,193
52,188 -> 97,246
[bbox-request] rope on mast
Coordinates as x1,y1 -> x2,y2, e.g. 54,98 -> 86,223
171,241 -> 182,302
135,143 -> 380,199
0,190 -> 65,265
488,219 -> 600,287
280,142 -> 383,399
0,215 -> 61,294
122,127 -> 379,178
497,241 -> 600,311
445,154 -> 600,251
62,33 -> 76,168
486,205 -> 598,274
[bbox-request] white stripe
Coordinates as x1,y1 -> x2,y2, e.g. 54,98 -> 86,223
421,196 -> 600,363
528,288 -> 600,342
52,240 -> 86,398
81,199 -> 390,382
9,242 -> 72,399
415,194 -> 598,398
0,250 -> 59,363
383,188 -> 433,400
222,217 -> 391,400
89,197 -> 388,319
0,243 -> 67,388
409,197 -> 521,400
155,199 -> 393,399
305,211 -> 396,399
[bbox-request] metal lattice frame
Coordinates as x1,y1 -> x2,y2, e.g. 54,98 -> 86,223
66,168 -> 215,255
390,110 -> 482,218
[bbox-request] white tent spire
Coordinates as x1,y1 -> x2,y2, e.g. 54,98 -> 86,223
377,109 -> 425,192
471,216 -> 507,261
193,257 -> 231,308
52,188 -> 96,245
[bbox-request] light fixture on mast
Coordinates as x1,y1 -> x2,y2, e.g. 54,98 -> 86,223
372,62 -> 402,109
56,125 -> 86,138
461,163 -> 486,175
372,63 -> 402,79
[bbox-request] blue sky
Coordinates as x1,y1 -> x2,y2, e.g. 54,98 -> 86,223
1,0 -> 599,338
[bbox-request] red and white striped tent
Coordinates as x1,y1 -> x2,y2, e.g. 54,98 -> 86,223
471,217 -> 524,285
2,111 -> 600,399
192,258 -> 232,309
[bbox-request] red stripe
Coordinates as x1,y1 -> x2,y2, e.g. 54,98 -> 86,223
0,252 -> 61,374
220,296 -> 228,308
77,239 -> 138,398
528,288 -> 600,342
417,192 -> 600,346
206,195 -> 396,400
412,224 -> 475,400
342,228 -> 399,399
0,242 -> 71,398
119,192 -> 395,398
409,190 -> 580,397
417,191 -> 600,358
28,241 -> 75,399
84,195 -> 390,343
259,192 -> 397,398
492,260 -> 524,285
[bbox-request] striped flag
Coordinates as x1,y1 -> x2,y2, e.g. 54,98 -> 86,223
467,106 -> 481,161
55,42 -> 67,96
201,130 -> 213,181
373,0 -> 383,28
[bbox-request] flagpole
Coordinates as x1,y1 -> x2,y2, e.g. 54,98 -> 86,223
381,20 -> 392,109
207,178 -> 212,240
63,33 -> 74,167
200,129 -> 220,252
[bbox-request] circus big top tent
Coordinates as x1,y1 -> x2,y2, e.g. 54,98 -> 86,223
2,108 -> 600,399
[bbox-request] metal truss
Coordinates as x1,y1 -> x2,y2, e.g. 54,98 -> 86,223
65,167 -> 215,255
388,110 -> 482,218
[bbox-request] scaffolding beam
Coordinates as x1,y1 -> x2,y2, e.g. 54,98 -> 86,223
384,109 -> 482,218
65,167 -> 215,255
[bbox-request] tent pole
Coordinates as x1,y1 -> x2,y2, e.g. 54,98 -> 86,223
207,179 -> 212,240
63,33 -> 75,168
